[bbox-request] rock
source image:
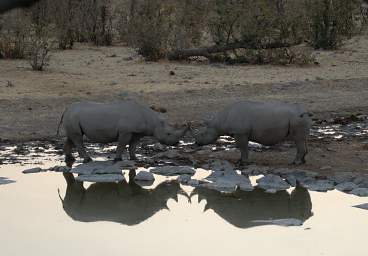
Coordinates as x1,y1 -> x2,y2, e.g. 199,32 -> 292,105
353,175 -> 368,188
71,161 -> 131,175
150,166 -> 195,176
285,172 -> 316,187
242,165 -> 271,176
206,159 -> 235,172
0,177 -> 15,185
134,171 -> 154,181
201,179 -> 237,193
187,179 -> 200,187
177,174 -> 192,184
22,167 -> 43,174
169,70 -> 175,75
109,81 -> 118,86
335,182 -> 358,192
76,174 -> 125,183
49,166 -> 71,173
256,174 -> 290,191
252,218 -> 303,227
330,172 -> 356,184
350,188 -> 368,197
303,179 -> 335,192
204,169 -> 253,193
353,203 -> 368,210
153,149 -> 181,159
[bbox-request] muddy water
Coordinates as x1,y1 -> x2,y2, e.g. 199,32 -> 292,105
1,160 -> 368,256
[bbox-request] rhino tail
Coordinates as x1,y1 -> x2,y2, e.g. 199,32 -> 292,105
56,109 -> 66,136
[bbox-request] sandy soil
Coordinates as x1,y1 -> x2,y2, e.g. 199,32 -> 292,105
0,36 -> 367,173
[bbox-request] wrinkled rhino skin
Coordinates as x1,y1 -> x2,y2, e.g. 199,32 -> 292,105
194,101 -> 311,165
58,101 -> 188,163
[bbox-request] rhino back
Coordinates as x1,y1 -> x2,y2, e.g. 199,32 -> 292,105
214,101 -> 306,144
64,101 -> 159,142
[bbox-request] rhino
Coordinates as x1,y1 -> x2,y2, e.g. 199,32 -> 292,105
57,101 -> 188,163
60,172 -> 188,225
192,101 -> 312,165
190,185 -> 312,229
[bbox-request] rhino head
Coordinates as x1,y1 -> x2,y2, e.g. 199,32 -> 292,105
191,121 -> 219,146
154,121 -> 189,146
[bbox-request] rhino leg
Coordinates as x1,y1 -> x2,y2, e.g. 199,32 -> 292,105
293,139 -> 307,165
234,134 -> 250,165
129,134 -> 143,160
69,134 -> 91,163
115,133 -> 132,161
63,138 -> 75,164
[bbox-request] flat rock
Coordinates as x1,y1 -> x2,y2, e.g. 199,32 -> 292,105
134,171 -> 155,181
335,182 -> 358,192
150,166 -> 195,176
48,166 -> 71,173
76,174 -> 125,183
330,172 -> 356,184
285,172 -> 316,187
257,174 -> 290,191
153,149 -> 181,159
204,169 -> 253,192
203,159 -> 235,172
303,180 -> 335,192
0,177 -> 15,185
252,218 -> 303,227
353,203 -> 368,210
242,165 -> 271,175
22,167 -> 43,174
353,175 -> 368,188
350,188 -> 368,197
71,161 -> 130,175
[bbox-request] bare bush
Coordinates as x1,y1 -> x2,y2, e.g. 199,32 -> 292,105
306,0 -> 363,49
27,1 -> 51,71
0,10 -> 29,58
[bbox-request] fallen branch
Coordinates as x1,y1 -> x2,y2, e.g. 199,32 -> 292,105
167,40 -> 292,61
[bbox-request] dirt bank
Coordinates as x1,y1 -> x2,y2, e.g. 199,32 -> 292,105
0,36 -> 367,172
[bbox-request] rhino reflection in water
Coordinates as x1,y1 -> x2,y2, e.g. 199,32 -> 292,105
60,173 -> 186,226
191,186 -> 313,228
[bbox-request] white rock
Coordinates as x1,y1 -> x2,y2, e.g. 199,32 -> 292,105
335,182 -> 358,191
257,174 -> 290,191
150,166 -> 195,176
71,161 -> 128,175
350,188 -> 368,197
252,218 -> 303,227
353,203 -> 368,210
22,167 -> 43,174
134,171 -> 154,181
76,174 -> 125,183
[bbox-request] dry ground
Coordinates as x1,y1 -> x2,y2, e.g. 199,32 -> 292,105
0,36 -> 367,173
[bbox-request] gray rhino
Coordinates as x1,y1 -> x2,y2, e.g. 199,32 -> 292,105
191,186 -> 312,229
193,101 -> 311,165
60,172 -> 188,226
57,101 -> 188,163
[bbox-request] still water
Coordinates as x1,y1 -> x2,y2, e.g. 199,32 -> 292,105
0,161 -> 367,256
